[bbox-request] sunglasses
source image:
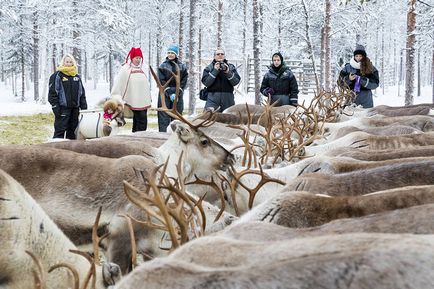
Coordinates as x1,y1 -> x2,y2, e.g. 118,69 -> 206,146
215,53 -> 225,56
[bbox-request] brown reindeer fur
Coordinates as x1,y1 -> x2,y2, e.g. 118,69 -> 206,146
325,124 -> 422,141
361,131 -> 434,149
0,169 -> 121,289
367,103 -> 433,117
225,203 -> 434,241
241,186 -> 434,228
284,159 -> 434,196
325,145 -> 434,161
365,115 -> 434,131
296,155 -> 434,175
114,232 -> 434,289
39,137 -> 161,158
0,135 -> 233,273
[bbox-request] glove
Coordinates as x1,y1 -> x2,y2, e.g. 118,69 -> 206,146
169,93 -> 176,102
263,87 -> 274,96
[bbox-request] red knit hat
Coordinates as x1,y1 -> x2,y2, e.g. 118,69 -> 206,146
126,47 -> 143,63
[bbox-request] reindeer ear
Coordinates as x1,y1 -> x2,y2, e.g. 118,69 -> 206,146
173,121 -> 194,142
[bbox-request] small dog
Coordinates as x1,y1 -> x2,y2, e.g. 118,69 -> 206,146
102,99 -> 126,136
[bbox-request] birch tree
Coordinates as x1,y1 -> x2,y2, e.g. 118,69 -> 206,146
188,0 -> 198,114
404,0 -> 416,105
252,0 -> 261,104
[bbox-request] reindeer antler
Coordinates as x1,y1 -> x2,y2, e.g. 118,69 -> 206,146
25,251 -> 47,289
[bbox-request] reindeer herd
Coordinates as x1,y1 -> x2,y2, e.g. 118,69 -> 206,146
1,66 -> 434,289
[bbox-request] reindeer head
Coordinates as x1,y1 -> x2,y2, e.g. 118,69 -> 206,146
150,64 -> 234,179
168,120 -> 234,176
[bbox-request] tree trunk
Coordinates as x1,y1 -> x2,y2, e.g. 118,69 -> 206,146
242,0 -> 248,94
72,0 -> 81,74
156,5 -> 163,68
32,11 -> 40,101
252,0 -> 261,104
432,42 -> 434,103
178,0 -> 185,61
188,0 -> 198,114
320,26 -> 325,88
21,49 -> 25,102
301,0 -> 320,91
216,0 -> 223,47
323,0 -> 331,90
278,8 -> 282,51
198,27 -> 202,89
108,44 -> 114,91
417,48 -> 421,97
404,0 -> 416,106
381,25 -> 385,95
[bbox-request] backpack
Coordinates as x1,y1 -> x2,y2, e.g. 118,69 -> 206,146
199,87 -> 208,101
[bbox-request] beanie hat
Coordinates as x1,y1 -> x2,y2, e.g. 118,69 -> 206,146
167,44 -> 179,57
353,44 -> 367,57
126,47 -> 143,63
272,52 -> 284,63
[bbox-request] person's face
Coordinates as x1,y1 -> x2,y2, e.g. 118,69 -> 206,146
272,56 -> 281,67
63,57 -> 74,67
132,56 -> 142,66
167,52 -> 176,60
354,54 -> 364,62
214,50 -> 225,61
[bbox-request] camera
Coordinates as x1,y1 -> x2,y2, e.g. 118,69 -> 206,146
219,62 -> 228,71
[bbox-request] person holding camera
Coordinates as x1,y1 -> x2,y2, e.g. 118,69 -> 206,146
260,52 -> 299,107
201,48 -> 241,112
157,44 -> 188,132
338,44 -> 379,108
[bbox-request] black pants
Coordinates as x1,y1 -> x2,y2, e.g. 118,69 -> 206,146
157,94 -> 184,132
53,107 -> 79,139
132,109 -> 148,132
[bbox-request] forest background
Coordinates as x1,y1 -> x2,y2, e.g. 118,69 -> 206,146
0,0 -> 433,115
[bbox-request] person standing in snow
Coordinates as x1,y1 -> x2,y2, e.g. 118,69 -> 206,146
260,52 -> 299,106
111,47 -> 151,132
48,54 -> 87,139
338,44 -> 379,108
201,48 -> 241,112
157,44 -> 189,132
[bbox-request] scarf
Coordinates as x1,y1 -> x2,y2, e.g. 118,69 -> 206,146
349,57 -> 361,70
57,65 -> 78,76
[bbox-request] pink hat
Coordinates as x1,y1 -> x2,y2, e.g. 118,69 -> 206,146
126,47 -> 143,63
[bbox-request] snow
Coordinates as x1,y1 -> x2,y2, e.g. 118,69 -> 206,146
0,81 -> 432,117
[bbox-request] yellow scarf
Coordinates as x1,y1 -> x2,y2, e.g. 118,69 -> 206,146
57,65 -> 78,76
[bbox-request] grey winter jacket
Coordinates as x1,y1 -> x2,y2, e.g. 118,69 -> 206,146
158,58 -> 188,97
339,63 -> 379,108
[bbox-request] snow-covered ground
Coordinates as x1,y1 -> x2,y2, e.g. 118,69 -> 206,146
0,81 -> 432,118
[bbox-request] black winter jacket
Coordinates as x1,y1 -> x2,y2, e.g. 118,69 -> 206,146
48,71 -> 87,109
158,58 -> 188,97
260,65 -> 299,104
201,60 -> 241,93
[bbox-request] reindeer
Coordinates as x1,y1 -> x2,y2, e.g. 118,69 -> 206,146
221,202 -> 434,241
236,185 -> 434,228
39,131 -> 171,158
325,145 -> 434,161
323,114 -> 434,136
113,232 -> 434,289
0,129 -> 232,274
0,169 -> 122,289
283,159 -> 434,196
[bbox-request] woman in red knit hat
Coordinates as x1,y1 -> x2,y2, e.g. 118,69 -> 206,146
111,47 -> 151,132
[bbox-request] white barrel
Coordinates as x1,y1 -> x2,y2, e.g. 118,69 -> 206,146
76,110 -> 119,139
